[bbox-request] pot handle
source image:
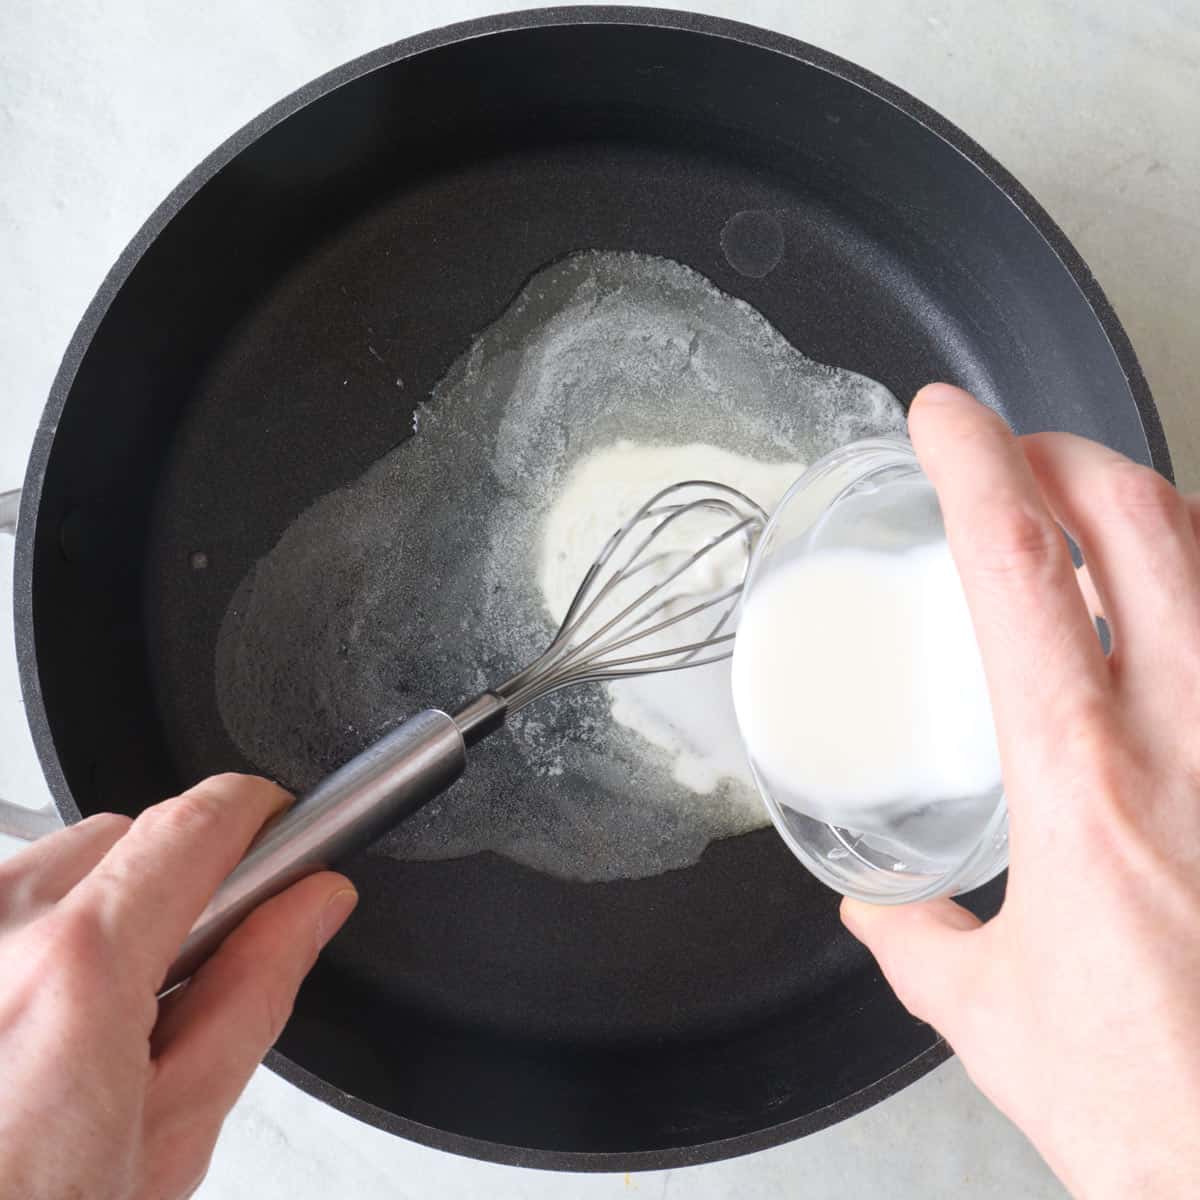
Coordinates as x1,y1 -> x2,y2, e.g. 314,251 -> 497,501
0,489 -> 63,841
0,489 -> 17,535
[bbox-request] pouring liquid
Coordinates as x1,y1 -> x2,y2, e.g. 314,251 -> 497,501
731,538 -> 1003,873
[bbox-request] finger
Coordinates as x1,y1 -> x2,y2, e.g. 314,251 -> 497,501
0,813 -> 131,926
148,872 -> 356,1125
1188,494 -> 1200,543
64,774 -> 293,989
841,895 -> 982,1036
1022,432 -> 1200,677
909,386 -> 1112,772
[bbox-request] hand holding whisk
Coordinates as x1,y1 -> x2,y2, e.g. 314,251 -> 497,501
164,481 -> 767,990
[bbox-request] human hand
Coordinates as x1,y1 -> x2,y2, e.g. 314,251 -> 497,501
0,773 -> 357,1200
841,384 -> 1200,1199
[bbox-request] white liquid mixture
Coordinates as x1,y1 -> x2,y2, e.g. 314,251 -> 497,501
217,249 -> 907,881
731,541 -> 1002,843
539,441 -> 805,794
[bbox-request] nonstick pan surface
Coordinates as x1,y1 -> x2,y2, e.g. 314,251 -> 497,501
14,7 -> 1168,1170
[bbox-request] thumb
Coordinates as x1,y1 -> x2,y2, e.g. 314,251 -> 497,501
841,896 -> 982,1035
148,871 -> 357,1121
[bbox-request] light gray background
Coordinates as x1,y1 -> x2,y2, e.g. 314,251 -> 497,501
2,2 -> 1197,1196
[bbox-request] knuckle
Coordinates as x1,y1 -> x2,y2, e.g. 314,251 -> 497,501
1058,693 -> 1115,760
135,774 -> 289,844
1103,462 -> 1180,526
1057,714 -> 1145,844
50,903 -> 100,954
1053,694 -> 1124,783
138,790 -> 228,842
205,772 -> 293,812
1074,795 -> 1143,878
40,906 -> 112,990
37,898 -> 156,1028
966,502 -> 1063,581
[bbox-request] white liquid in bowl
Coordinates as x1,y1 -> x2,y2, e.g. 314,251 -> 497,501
731,540 -> 1003,867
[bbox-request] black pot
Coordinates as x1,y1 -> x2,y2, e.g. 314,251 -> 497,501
10,7 -> 1167,1171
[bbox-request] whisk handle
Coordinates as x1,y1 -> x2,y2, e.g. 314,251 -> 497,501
161,709 -> 466,993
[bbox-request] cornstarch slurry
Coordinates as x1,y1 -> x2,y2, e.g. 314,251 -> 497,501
216,250 -> 905,881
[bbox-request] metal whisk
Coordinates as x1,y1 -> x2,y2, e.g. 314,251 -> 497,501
165,481 -> 767,990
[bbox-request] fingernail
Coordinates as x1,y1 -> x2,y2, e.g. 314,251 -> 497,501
914,382 -> 961,406
317,887 -> 358,948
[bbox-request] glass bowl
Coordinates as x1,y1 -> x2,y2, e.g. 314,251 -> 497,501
734,437 -> 1009,904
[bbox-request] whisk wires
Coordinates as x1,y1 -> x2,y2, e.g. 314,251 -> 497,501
496,481 -> 767,713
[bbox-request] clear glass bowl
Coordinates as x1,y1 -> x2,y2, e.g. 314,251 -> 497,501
736,437 -> 1009,904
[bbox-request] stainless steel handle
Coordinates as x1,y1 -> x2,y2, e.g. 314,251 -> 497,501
161,708 -> 467,992
1,488 -> 62,841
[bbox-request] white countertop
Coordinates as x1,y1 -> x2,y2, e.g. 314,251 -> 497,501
3,2 -> 1197,1196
